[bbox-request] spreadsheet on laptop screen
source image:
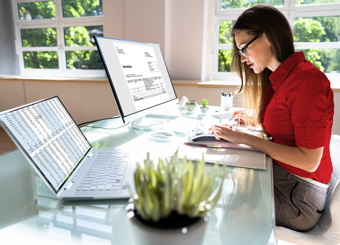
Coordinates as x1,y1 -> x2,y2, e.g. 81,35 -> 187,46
0,97 -> 91,191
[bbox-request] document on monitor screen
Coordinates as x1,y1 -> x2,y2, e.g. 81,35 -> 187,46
113,42 -> 170,111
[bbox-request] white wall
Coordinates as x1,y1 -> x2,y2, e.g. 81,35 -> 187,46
0,79 -> 117,125
0,0 -> 19,75
102,0 -> 205,80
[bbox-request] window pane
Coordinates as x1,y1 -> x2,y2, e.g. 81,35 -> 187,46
296,0 -> 340,5
294,16 -> 340,42
18,1 -> 55,21
219,21 -> 234,44
298,49 -> 340,73
21,28 -> 57,47
66,51 -> 104,69
23,51 -> 59,69
218,50 -> 232,72
221,0 -> 283,9
62,0 -> 103,18
64,26 -> 103,47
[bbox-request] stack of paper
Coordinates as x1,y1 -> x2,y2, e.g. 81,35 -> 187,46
177,145 -> 267,170
163,117 -> 198,134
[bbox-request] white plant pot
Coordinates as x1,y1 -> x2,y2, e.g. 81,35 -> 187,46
185,103 -> 198,111
127,212 -> 209,245
200,106 -> 209,113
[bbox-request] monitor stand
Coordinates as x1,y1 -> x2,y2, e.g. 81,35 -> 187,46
130,116 -> 165,131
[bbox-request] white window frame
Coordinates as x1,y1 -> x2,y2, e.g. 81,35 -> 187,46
212,0 -> 340,83
13,0 -> 105,78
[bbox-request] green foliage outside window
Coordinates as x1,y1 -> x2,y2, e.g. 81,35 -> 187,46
296,0 -> 340,4
64,26 -> 103,47
218,11 -> 339,73
219,50 -> 232,72
18,1 -> 55,20
62,0 -> 103,18
294,16 -> 340,72
219,20 -> 234,44
221,0 -> 283,9
24,51 -> 58,69
66,51 -> 103,69
18,0 -> 103,70
218,21 -> 234,72
21,28 -> 57,47
64,25 -> 103,69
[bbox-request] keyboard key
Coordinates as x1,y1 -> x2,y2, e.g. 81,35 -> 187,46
105,184 -> 113,190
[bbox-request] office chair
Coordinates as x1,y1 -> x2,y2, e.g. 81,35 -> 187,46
276,135 -> 340,245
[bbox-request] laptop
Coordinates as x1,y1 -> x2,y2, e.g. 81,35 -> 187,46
0,96 -> 131,200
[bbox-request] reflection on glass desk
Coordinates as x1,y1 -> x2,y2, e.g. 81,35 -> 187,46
0,114 -> 276,245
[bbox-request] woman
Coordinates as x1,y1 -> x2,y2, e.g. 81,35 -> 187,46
212,4 -> 334,231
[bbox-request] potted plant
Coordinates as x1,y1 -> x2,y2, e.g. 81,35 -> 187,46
200,98 -> 209,113
126,151 -> 226,245
185,100 -> 198,111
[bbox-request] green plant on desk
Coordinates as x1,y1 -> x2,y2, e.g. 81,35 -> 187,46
127,151 -> 226,227
186,100 -> 197,104
185,100 -> 198,111
200,98 -> 209,113
201,98 -> 208,107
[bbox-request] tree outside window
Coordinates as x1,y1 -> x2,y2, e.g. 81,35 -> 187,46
215,0 -> 340,79
15,0 -> 104,76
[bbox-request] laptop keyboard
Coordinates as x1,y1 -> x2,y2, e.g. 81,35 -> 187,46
76,150 -> 128,192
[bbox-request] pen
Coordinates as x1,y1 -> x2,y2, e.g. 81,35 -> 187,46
185,142 -> 219,148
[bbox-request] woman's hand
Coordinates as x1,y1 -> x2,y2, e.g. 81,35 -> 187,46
232,110 -> 244,124
212,124 -> 247,144
213,121 -> 323,173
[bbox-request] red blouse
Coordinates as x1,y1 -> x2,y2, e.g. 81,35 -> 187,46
262,52 -> 334,184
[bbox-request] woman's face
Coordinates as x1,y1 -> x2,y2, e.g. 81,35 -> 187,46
234,31 -> 278,73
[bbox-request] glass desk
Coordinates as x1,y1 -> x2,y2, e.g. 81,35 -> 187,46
0,113 -> 276,245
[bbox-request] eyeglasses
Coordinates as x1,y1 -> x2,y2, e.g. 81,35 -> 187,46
238,35 -> 260,58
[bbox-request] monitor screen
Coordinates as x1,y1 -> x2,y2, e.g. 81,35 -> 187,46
95,37 -> 178,126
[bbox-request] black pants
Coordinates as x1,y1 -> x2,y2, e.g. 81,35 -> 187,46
273,161 -> 329,231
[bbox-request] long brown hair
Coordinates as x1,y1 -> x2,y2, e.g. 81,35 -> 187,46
231,4 -> 294,129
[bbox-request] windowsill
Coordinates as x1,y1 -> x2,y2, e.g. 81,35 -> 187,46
0,75 -> 109,84
1,75 -> 340,91
0,75 -> 240,87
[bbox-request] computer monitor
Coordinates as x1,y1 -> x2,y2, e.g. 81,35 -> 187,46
94,36 -> 179,130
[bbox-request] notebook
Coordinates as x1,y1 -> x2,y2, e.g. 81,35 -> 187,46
0,96 -> 131,200
180,117 -> 267,170
186,117 -> 264,151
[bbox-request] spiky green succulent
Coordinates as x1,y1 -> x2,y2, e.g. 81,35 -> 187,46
201,98 -> 208,107
128,151 -> 226,222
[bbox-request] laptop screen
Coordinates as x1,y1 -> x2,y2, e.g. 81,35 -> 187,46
0,96 -> 91,193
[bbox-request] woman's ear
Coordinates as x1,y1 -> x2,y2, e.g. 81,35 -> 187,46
263,33 -> 271,47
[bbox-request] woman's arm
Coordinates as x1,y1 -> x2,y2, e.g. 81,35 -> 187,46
213,125 -> 323,172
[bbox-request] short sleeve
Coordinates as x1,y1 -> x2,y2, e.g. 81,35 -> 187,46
288,68 -> 329,149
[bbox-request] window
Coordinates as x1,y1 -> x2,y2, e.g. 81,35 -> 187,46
13,0 -> 104,77
213,0 -> 340,82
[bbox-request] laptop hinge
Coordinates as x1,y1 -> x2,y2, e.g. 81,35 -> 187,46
64,181 -> 74,190
87,151 -> 94,157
